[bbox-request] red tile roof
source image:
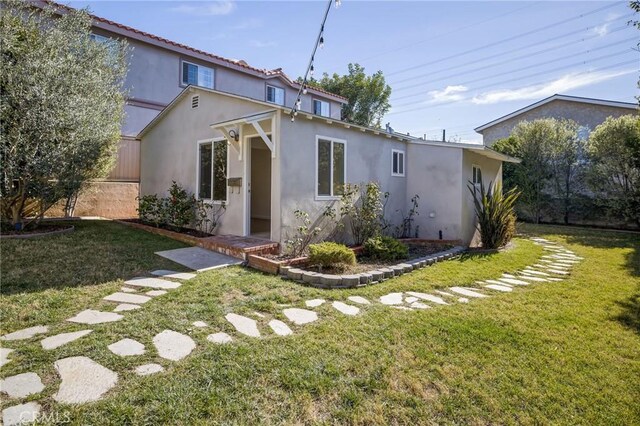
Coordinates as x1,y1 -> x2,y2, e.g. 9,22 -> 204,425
35,0 -> 347,102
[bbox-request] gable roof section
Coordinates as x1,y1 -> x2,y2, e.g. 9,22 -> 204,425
475,94 -> 638,133
32,0 -> 347,103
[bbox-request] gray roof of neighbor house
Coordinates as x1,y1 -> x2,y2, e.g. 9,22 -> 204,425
31,0 -> 347,103
475,94 -> 638,133
139,86 -> 520,164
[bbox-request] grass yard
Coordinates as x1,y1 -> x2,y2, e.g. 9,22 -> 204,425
1,221 -> 638,424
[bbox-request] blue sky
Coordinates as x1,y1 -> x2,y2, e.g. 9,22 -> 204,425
68,0 -> 639,142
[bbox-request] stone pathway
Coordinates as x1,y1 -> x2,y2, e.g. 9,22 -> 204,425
0,237 -> 580,424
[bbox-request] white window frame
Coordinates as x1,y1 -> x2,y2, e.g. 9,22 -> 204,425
266,85 -> 285,105
315,135 -> 347,200
181,60 -> 215,89
313,99 -> 330,117
196,137 -> 228,204
472,164 -> 482,186
391,149 -> 405,177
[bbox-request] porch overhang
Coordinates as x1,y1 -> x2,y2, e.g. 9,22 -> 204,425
465,146 -> 521,163
210,110 -> 278,160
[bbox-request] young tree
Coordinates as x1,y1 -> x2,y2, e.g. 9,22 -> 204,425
0,1 -> 128,228
587,115 -> 640,227
308,63 -> 391,128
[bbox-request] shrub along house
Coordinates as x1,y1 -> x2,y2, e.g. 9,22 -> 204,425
138,86 -> 518,247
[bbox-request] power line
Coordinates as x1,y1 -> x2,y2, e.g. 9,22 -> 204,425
391,17 -> 634,90
355,1 -> 542,63
386,59 -> 638,116
385,2 -> 624,78
392,40 -> 637,103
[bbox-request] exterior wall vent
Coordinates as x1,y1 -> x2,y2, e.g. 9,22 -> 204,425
191,95 -> 199,109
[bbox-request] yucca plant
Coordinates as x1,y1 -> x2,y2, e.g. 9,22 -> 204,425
468,181 -> 520,249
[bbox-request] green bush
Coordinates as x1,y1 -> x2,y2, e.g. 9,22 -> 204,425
308,242 -> 356,270
468,181 -> 520,249
363,236 -> 409,261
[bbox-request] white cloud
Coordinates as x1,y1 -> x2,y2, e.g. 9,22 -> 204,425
171,1 -> 236,16
249,40 -> 276,48
471,69 -> 635,105
593,23 -> 609,37
427,85 -> 468,103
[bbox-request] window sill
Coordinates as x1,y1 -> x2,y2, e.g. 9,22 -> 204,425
315,195 -> 341,201
391,173 -> 405,177
198,199 -> 227,205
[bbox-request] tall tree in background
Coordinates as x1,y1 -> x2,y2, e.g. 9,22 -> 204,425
309,63 -> 391,128
0,1 -> 128,227
587,115 -> 640,227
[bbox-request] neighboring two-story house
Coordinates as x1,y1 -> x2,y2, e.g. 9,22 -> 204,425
39,0 -> 345,218
475,94 -> 638,145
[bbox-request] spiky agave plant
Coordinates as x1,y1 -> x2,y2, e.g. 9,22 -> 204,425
468,181 -> 520,249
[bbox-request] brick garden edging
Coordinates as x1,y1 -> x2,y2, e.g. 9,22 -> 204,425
280,246 -> 467,289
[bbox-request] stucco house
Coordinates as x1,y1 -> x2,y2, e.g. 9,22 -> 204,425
475,94 -> 638,145
139,87 -> 518,246
36,0 -> 345,218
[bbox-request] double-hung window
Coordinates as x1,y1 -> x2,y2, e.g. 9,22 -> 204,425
392,149 -> 405,176
316,137 -> 346,198
472,165 -> 482,186
198,139 -> 228,202
313,99 -> 330,117
182,61 -> 214,89
266,85 -> 285,105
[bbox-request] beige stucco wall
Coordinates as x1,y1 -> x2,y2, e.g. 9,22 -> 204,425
481,99 -> 637,145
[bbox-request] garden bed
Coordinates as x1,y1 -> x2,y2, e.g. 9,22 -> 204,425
0,224 -> 74,239
120,219 -> 213,238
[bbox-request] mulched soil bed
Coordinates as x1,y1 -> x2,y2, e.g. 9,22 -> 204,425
303,242 -> 453,275
120,219 -> 213,238
1,224 -> 74,238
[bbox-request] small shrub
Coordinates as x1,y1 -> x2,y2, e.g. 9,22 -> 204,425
137,194 -> 163,227
468,181 -> 520,249
285,209 -> 321,257
363,236 -> 409,261
339,182 -> 389,245
308,242 -> 356,270
165,181 -> 195,228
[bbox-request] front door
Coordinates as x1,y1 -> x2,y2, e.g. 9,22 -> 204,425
248,136 -> 271,239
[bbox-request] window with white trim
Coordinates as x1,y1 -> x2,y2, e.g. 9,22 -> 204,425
266,85 -> 285,105
392,149 -> 405,176
472,165 -> 482,186
198,139 -> 228,202
90,33 -> 110,44
182,61 -> 214,89
313,99 -> 330,117
317,137 -> 346,197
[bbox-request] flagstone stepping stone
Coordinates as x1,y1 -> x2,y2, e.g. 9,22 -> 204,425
253,312 -> 266,318
192,321 -> 208,328
135,363 -> 164,376
207,332 -> 233,344
114,303 -> 141,312
104,292 -> 151,305
347,296 -> 371,305
393,306 -> 413,311
484,284 -> 513,292
546,277 -> 564,282
151,270 -> 197,280
547,269 -> 569,275
435,290 -> 456,297
380,292 -> 403,305
406,292 -> 449,305
153,330 -> 196,361
404,296 -> 419,304
53,356 -> 118,404
502,273 -> 517,278
268,320 -> 293,336
225,313 -> 261,337
410,302 -> 431,309
67,309 -> 123,325
2,402 -> 41,426
0,348 -> 14,368
523,269 -> 550,276
449,287 -> 488,298
332,301 -> 360,316
305,299 -> 325,308
146,290 -> 167,297
517,275 -> 548,282
498,278 -> 529,286
108,338 -> 145,356
458,298 -> 469,303
1,325 -> 48,341
124,277 -> 181,290
485,279 -> 512,286
283,308 -> 318,325
41,330 -> 92,350
552,259 -> 579,264
0,372 -> 45,398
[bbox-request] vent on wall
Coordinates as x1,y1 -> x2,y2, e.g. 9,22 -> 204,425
191,95 -> 199,109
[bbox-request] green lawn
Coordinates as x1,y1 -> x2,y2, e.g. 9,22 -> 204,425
1,221 -> 638,424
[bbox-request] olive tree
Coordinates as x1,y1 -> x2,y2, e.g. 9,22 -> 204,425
587,115 -> 640,227
0,1 -> 128,228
